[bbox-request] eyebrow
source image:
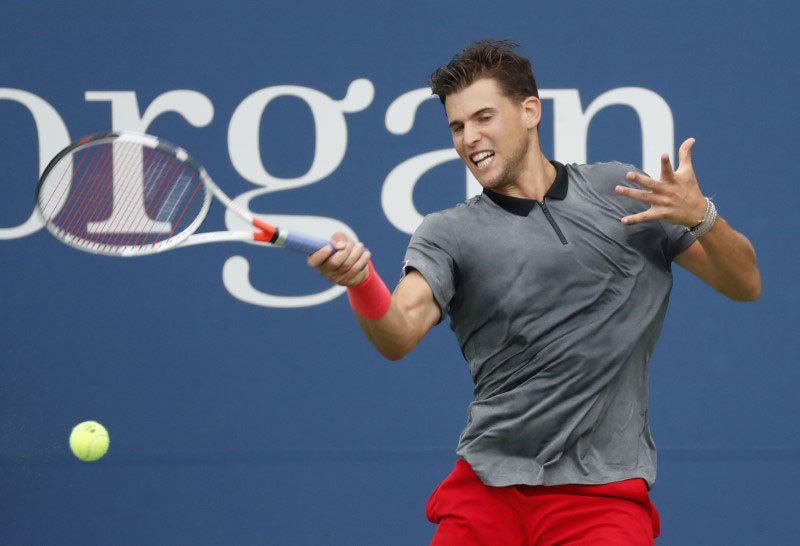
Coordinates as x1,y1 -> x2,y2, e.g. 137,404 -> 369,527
449,107 -> 496,130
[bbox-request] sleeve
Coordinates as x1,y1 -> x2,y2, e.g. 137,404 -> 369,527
401,212 -> 458,321
659,220 -> 696,263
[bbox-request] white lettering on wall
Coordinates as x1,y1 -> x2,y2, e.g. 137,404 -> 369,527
228,79 -> 374,188
85,141 -> 173,235
84,90 -> 215,133
382,89 -> 481,234
223,79 -> 374,308
542,87 -> 674,177
0,88 -> 71,239
381,87 -> 674,234
3,84 -> 675,308
79,90 -> 215,234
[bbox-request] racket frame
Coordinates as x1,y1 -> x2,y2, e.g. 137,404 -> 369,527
35,132 -> 296,257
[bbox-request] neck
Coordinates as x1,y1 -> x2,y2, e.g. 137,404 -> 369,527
493,149 -> 556,201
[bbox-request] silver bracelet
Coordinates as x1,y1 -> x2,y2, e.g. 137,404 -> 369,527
688,197 -> 717,238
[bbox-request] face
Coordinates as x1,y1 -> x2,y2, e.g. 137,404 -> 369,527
445,78 -> 539,192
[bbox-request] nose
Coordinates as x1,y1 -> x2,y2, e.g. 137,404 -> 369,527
463,122 -> 481,147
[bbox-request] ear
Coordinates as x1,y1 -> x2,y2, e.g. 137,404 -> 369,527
521,96 -> 542,129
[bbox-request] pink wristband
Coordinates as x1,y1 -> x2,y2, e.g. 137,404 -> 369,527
347,261 -> 391,319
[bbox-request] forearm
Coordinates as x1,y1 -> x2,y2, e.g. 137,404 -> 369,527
307,235 -> 439,359
686,217 -> 761,301
348,268 -> 440,361
355,302 -> 424,361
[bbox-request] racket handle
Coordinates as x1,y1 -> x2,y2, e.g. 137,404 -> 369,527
279,230 -> 336,255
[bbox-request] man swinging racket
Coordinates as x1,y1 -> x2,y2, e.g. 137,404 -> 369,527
308,40 -> 761,545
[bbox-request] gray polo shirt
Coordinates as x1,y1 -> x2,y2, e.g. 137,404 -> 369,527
403,160 -> 695,488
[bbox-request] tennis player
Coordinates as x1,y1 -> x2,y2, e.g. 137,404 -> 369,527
308,40 -> 761,545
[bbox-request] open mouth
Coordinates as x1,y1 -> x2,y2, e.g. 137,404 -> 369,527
470,151 -> 495,169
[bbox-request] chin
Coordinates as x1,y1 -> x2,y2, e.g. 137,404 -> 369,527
472,169 -> 499,189
478,173 -> 507,191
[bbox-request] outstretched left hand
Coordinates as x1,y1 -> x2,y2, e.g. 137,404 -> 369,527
615,137 -> 708,227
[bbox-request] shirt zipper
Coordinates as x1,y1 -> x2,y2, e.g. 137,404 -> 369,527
537,201 -> 568,245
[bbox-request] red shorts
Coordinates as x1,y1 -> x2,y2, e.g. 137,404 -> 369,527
426,459 -> 660,545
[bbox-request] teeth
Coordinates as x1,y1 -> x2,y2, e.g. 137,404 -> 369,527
471,151 -> 492,162
470,151 -> 494,169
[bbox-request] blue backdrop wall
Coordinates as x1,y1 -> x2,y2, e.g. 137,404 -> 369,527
2,1 -> 798,544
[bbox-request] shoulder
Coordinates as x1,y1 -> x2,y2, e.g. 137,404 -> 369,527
416,195 -> 485,231
410,195 -> 492,256
565,161 -> 647,197
567,161 -> 642,182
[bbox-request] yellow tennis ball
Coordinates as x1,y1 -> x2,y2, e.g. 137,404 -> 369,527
69,421 -> 110,462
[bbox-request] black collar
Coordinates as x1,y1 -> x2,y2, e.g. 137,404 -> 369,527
483,160 -> 568,216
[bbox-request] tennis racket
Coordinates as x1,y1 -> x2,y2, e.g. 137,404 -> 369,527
35,131 -> 334,257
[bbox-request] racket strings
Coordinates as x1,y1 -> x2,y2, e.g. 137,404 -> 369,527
83,142 -> 137,247
73,145 -> 117,241
52,143 -> 111,234
131,149 -> 188,247
107,144 -> 173,248
110,144 -> 172,248
163,176 -> 203,242
76,141 -> 142,248
109,146 -> 203,249
59,145 -> 116,244
40,140 -> 96,227
39,139 -> 207,254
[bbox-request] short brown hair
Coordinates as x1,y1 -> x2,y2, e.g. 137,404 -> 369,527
429,40 -> 539,105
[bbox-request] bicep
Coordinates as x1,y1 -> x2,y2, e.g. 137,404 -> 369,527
674,239 -> 716,286
393,270 -> 442,342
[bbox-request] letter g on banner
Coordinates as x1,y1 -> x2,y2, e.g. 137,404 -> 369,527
225,79 -> 374,308
0,88 -> 71,239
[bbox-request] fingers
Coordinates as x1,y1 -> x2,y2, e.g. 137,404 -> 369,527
330,231 -> 350,245
329,242 -> 370,284
624,171 -> 657,189
617,138 -> 698,226
306,243 -> 334,268
620,210 -> 654,225
660,153 -> 674,182
307,232 -> 371,287
678,137 -> 695,170
615,184 -> 657,204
